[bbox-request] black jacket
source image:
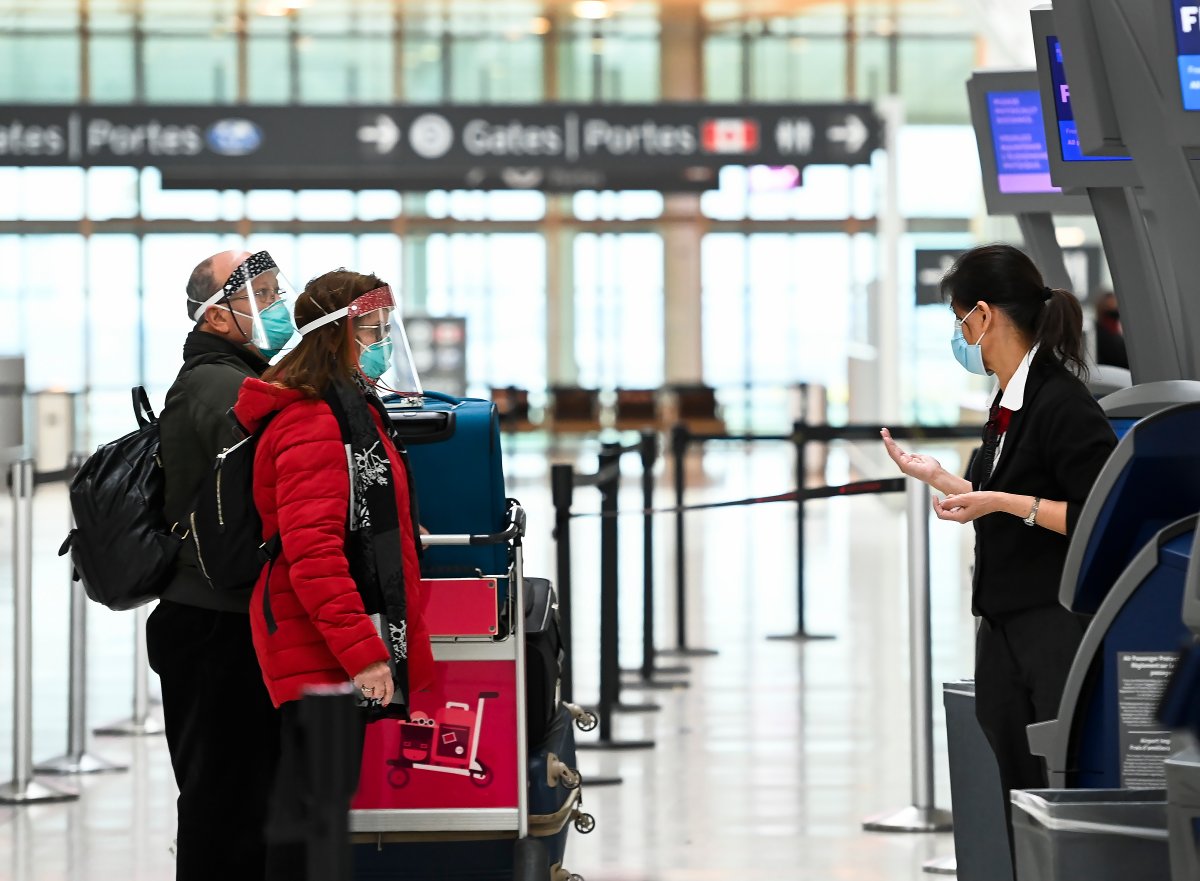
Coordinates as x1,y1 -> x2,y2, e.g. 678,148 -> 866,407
970,357 -> 1116,620
159,331 -> 267,612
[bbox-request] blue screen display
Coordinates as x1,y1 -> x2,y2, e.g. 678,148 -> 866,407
1046,36 -> 1132,162
985,90 -> 1060,194
1173,0 -> 1200,110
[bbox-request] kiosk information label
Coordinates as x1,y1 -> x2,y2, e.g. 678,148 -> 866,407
1117,652 -> 1178,788
1173,0 -> 1200,110
1046,35 -> 1133,163
986,90 -> 1061,193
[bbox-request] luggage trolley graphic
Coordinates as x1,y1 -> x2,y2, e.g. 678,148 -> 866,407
351,501 -> 593,881
388,691 -> 499,788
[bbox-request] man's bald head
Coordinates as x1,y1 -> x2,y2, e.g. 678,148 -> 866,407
186,250 -> 252,322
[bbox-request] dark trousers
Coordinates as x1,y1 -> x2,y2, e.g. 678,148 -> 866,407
265,700 -> 367,881
147,600 -> 281,881
975,605 -> 1087,855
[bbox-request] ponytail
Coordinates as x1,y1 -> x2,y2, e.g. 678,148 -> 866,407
1037,287 -> 1088,378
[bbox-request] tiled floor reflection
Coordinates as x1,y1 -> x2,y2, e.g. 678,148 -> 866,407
0,438 -> 979,880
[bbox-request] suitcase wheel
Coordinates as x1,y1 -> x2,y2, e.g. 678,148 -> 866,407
551,867 -> 583,881
572,810 -> 596,835
566,704 -> 598,732
560,767 -> 582,790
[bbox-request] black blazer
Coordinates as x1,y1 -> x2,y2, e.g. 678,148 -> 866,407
969,357 -> 1116,619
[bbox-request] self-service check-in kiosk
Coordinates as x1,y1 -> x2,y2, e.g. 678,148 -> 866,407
1026,402 -> 1200,789
1157,531 -> 1200,881
1030,6 -> 1186,389
966,68 -> 1089,296
966,66 -> 1133,400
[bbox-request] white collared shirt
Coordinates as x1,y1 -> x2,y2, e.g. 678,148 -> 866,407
992,345 -> 1039,468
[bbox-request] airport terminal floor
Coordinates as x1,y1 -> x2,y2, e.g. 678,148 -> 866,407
0,440 -> 978,881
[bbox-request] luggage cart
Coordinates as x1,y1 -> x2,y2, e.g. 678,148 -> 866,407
351,502 -> 591,881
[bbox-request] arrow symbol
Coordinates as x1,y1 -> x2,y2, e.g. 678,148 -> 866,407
357,114 -> 400,154
827,114 -> 869,154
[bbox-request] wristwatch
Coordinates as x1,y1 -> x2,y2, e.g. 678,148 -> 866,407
1024,497 -> 1042,527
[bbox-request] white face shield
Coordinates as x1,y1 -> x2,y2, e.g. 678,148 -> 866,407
387,310 -> 424,398
296,284 -> 423,395
189,251 -> 298,358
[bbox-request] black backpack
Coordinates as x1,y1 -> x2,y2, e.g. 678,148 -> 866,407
187,411 -> 281,594
60,388 -> 185,611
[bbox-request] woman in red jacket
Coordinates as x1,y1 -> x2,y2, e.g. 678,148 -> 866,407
233,269 -> 434,878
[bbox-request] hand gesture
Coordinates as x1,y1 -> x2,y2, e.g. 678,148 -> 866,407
932,491 -> 997,524
881,428 -> 943,485
353,660 -> 394,707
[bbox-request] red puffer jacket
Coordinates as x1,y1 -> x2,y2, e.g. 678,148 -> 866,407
233,378 -> 435,708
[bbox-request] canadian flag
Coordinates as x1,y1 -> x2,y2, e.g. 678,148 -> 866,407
701,118 -> 760,154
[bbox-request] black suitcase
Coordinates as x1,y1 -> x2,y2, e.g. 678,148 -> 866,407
523,577 -> 563,750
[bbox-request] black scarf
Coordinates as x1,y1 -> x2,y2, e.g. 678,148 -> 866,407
323,376 -> 411,721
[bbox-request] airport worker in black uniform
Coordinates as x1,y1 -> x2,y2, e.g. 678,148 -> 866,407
880,244 -> 1116,852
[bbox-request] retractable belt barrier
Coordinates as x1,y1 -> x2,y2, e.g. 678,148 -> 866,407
553,423 -> 973,816
668,420 -> 981,647
568,476 -> 906,519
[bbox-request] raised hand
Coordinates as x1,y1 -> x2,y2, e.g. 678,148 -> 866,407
880,428 -> 944,485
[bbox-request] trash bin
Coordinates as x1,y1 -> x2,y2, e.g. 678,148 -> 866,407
1165,744 -> 1200,881
1011,789 -> 1169,881
944,680 -> 1014,881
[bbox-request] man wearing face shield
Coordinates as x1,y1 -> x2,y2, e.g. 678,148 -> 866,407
146,250 -> 297,880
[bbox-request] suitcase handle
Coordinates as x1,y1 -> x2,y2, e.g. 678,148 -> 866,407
422,389 -> 495,407
387,409 -> 456,444
446,702 -> 471,711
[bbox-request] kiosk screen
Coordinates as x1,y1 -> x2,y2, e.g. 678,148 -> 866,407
1173,0 -> 1200,110
1046,35 -> 1133,163
985,89 -> 1061,194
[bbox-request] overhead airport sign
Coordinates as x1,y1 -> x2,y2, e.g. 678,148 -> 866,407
0,103 -> 882,190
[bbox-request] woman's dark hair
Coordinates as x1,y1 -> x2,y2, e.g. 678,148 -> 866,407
940,244 -> 1087,377
262,269 -> 384,397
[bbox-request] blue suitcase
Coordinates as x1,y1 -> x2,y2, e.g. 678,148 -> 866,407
386,391 -> 509,606
527,704 -> 588,874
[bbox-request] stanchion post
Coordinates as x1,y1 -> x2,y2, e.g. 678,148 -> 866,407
623,431 -> 689,689
672,424 -> 687,651
39,454 -> 128,775
862,478 -> 952,833
94,604 -> 165,737
0,459 -> 77,804
640,432 -> 657,680
657,423 -> 717,659
579,444 -> 654,751
769,421 -> 833,641
551,463 -> 576,704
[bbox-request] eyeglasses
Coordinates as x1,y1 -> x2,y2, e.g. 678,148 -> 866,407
954,303 -> 980,330
228,288 -> 285,308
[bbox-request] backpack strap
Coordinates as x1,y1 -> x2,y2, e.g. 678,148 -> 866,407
261,554 -> 279,635
132,387 -> 157,428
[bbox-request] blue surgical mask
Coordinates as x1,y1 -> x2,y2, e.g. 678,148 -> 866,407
255,299 -> 295,359
951,305 -> 991,376
358,336 -> 393,380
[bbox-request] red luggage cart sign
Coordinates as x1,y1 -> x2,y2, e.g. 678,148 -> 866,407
421,578 -> 500,638
353,659 -> 519,811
